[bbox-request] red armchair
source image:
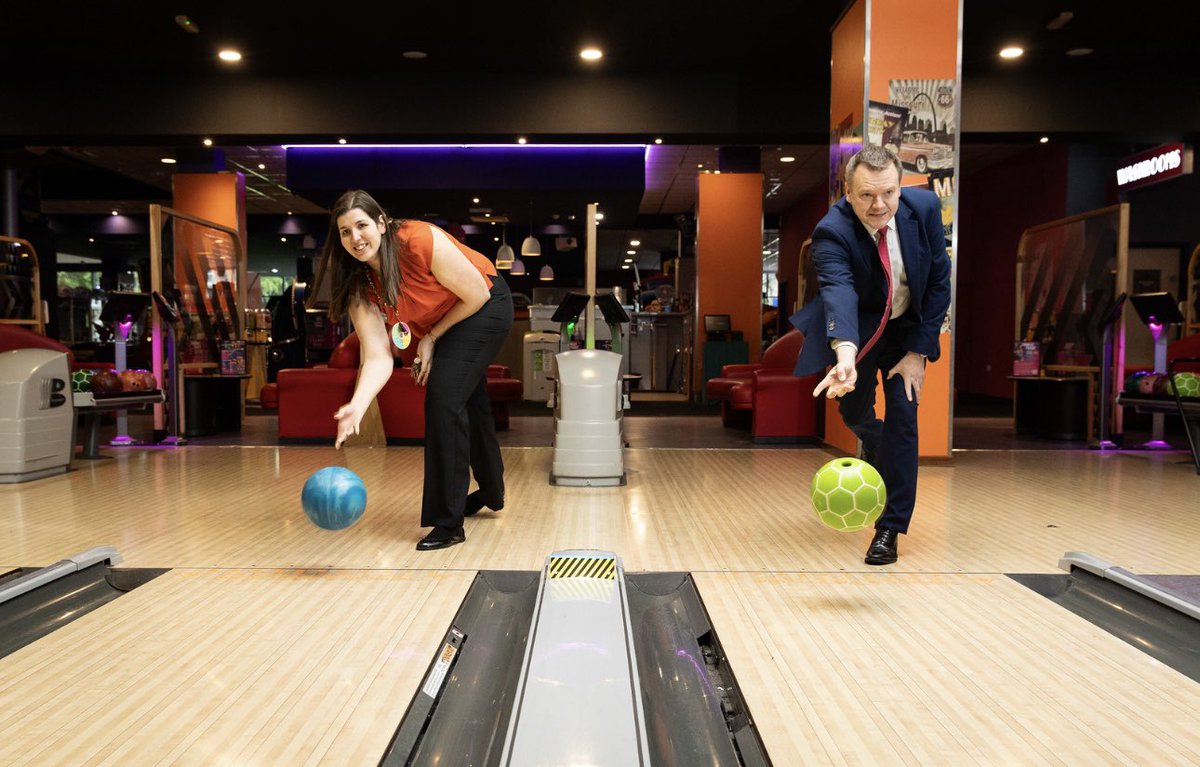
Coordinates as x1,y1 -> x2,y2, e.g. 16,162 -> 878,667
705,330 -> 821,442
270,332 -> 522,441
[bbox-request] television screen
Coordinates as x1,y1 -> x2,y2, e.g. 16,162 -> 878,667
704,314 -> 731,334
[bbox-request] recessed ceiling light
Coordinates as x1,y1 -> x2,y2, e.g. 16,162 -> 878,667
484,213 -> 491,218
999,46 -> 1024,59
287,210 -> 293,215
202,138 -> 213,147
111,210 -> 119,216
494,236 -> 500,242
626,249 -> 636,255
161,157 -> 177,164
88,237 -> 95,243
654,138 -> 663,144
338,138 -> 347,144
257,163 -> 266,170
630,239 -> 640,246
580,48 -> 603,61
1066,47 -> 1093,56
473,197 -> 480,204
280,237 -> 286,242
780,155 -> 796,163
624,257 -> 634,263
595,212 -> 604,221
697,163 -> 704,169
517,137 -> 527,144
271,268 -> 279,274
218,49 -> 242,63
1039,136 -> 1050,143
621,264 -> 630,270
569,215 -> 576,221
402,51 -> 428,60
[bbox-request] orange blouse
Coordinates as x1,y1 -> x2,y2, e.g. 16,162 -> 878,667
365,220 -> 497,337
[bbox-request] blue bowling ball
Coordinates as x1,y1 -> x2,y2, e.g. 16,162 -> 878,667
301,467 -> 367,530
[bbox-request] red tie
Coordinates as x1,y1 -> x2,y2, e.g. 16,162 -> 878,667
856,224 -> 893,363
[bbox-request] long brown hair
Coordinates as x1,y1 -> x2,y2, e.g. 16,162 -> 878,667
322,189 -> 405,319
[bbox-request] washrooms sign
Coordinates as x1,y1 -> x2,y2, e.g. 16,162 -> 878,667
1116,142 -> 1192,191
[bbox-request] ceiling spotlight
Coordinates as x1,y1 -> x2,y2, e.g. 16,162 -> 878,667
473,197 -> 480,204
218,49 -> 242,63
517,137 -> 527,145
203,138 -> 213,147
1039,136 -> 1050,143
999,46 -> 1024,59
257,163 -> 266,170
697,163 -> 704,168
780,156 -> 796,163
402,51 -> 428,60
494,236 -> 500,242
626,250 -> 636,255
1066,47 -> 1094,56
629,240 -> 640,246
280,237 -> 287,242
595,212 -> 604,221
160,157 -> 177,164
111,210 -> 119,216
287,210 -> 293,215
621,264 -> 630,270
271,268 -> 279,274
580,48 -> 603,61
338,138 -> 347,145
88,237 -> 95,243
624,258 -> 634,263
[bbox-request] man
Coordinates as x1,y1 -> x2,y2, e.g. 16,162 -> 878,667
790,145 -> 952,565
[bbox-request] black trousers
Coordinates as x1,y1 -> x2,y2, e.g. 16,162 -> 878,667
421,275 -> 513,529
836,312 -> 922,534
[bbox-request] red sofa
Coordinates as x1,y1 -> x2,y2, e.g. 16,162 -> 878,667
705,329 -> 822,442
270,333 -> 521,442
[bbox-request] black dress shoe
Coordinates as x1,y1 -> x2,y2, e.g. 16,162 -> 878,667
865,528 -> 899,565
416,526 -> 466,551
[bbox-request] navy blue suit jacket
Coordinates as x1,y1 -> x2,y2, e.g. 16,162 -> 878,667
790,187 -> 951,377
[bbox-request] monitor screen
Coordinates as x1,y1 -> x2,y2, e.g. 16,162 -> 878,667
704,314 -> 731,334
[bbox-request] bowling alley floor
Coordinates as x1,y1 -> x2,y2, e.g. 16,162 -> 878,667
1,419 -> 1199,763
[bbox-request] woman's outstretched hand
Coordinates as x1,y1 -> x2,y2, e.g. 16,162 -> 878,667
333,402 -> 363,448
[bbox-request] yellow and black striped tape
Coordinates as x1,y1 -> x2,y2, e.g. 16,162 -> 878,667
547,556 -> 617,580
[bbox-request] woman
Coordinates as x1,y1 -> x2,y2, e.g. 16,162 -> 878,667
325,190 -> 512,550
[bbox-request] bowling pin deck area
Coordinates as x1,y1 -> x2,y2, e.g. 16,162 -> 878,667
2,445 -> 1199,764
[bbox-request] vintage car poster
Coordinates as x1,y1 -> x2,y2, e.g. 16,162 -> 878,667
888,79 -> 956,176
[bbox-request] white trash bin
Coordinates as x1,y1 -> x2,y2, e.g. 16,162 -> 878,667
0,348 -> 74,483
550,349 -> 624,486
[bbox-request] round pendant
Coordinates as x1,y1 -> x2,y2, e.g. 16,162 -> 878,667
391,321 -> 412,350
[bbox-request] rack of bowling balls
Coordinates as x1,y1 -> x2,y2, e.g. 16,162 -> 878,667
71,368 -> 159,397
1123,370 -> 1200,399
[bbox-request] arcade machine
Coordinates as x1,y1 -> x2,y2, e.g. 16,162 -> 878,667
550,203 -> 630,487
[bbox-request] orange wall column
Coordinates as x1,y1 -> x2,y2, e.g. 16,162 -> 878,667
827,0 -> 961,459
695,173 -> 764,388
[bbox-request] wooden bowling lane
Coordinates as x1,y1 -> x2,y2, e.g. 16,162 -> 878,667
697,571 -> 1200,766
2,444 -> 1199,576
0,567 -> 473,766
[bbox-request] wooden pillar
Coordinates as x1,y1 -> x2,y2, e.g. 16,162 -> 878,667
827,0 -> 961,458
695,172 -> 764,391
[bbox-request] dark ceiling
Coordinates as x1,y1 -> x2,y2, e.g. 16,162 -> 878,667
2,1 -> 1195,241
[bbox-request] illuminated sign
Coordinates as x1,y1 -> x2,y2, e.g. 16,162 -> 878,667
1116,143 -> 1192,191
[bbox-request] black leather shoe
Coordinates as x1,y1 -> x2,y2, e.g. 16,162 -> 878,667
865,528 -> 899,565
416,526 -> 466,551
